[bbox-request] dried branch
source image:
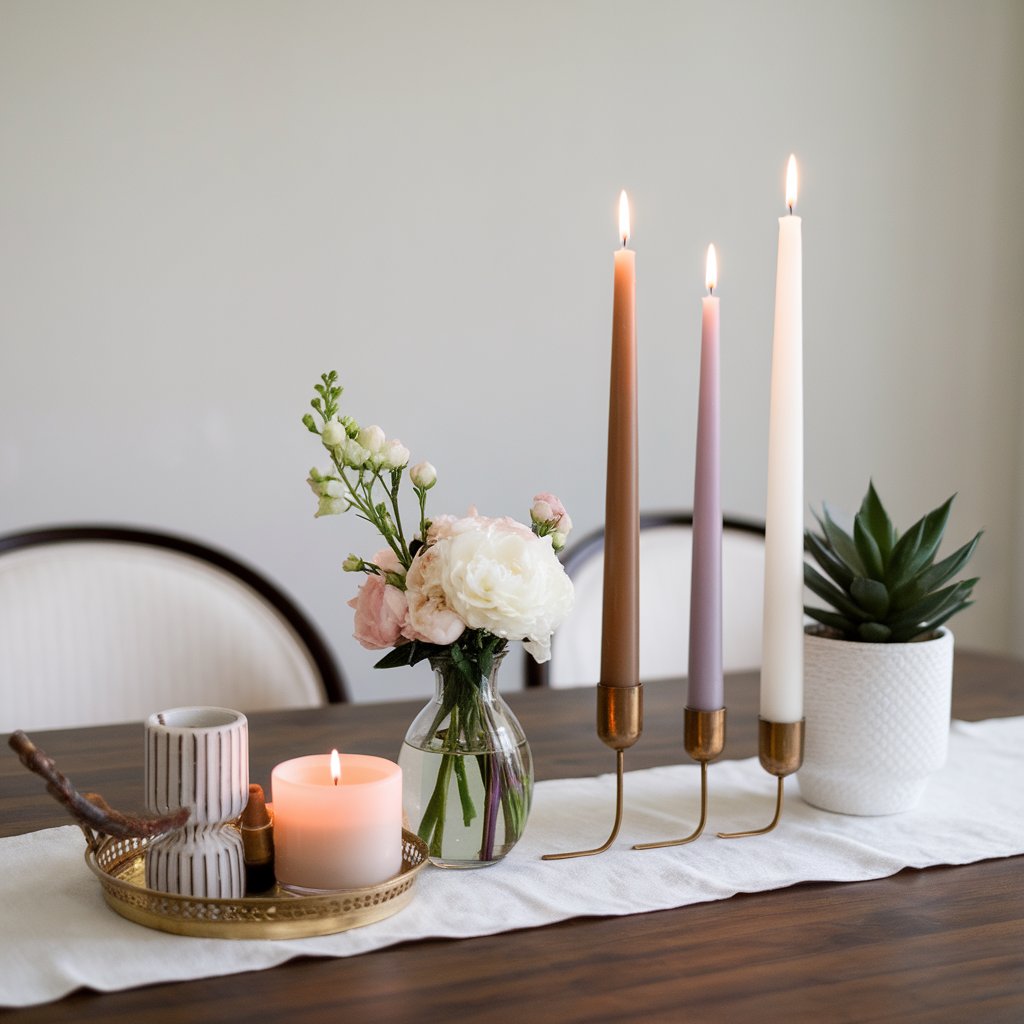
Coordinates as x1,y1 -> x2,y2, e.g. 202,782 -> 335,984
8,730 -> 190,839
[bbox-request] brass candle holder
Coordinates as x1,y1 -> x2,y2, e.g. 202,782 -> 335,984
634,706 -> 725,850
542,683 -> 643,860
717,717 -> 804,838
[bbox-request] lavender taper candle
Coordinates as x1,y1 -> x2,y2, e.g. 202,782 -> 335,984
687,245 -> 723,711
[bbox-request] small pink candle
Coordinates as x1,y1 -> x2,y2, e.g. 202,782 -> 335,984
271,751 -> 402,890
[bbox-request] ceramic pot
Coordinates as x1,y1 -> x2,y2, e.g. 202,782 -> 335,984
797,627 -> 953,815
144,706 -> 248,897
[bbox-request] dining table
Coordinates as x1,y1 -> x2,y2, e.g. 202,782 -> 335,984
2,649 -> 1023,1023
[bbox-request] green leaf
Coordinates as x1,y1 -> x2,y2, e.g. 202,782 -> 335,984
817,505 -> 867,577
373,644 -> 419,669
805,531 -> 854,589
857,621 -> 892,642
803,606 -> 857,635
887,578 -> 978,631
853,515 -> 885,580
850,577 -> 890,619
917,531 -> 982,593
858,481 -> 897,562
805,564 -> 871,621
890,494 -> 956,585
887,578 -> 926,614
885,518 -> 925,587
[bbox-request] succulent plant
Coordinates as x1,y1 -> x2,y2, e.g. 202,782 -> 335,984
804,482 -> 981,643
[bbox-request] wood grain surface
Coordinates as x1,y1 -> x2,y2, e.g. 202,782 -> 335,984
3,650 -> 1022,1023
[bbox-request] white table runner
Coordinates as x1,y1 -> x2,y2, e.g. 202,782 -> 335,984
3,716 -> 1023,1008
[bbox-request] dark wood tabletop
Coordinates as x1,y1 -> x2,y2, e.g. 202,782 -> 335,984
3,649 -> 1023,1023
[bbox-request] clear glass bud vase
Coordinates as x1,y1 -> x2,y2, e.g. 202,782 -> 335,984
399,651 -> 533,868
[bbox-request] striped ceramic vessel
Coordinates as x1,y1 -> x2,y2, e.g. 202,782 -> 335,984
144,706 -> 248,898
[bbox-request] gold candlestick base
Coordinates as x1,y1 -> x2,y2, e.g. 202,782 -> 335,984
543,684 -> 642,860
634,706 -> 725,850
718,717 -> 804,839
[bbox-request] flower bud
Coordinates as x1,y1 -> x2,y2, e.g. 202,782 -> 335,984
381,438 -> 411,469
320,418 -> 346,448
530,499 -> 554,526
342,553 -> 364,572
410,461 -> 437,489
357,424 -> 386,455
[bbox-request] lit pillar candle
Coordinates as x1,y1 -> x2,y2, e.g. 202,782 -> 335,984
271,750 -> 402,890
688,244 -> 723,711
761,154 -> 804,723
600,190 -> 639,689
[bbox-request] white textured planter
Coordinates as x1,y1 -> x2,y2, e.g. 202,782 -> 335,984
797,627 -> 954,815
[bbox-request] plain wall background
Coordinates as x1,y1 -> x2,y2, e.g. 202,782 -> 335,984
2,0 -> 1022,704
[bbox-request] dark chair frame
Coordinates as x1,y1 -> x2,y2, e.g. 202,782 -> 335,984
525,510 -> 766,688
0,524 -> 347,704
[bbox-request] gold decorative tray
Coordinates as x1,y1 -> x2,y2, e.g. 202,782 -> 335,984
84,829 -> 429,939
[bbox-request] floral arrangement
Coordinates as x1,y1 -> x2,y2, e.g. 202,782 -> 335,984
302,371 -> 574,864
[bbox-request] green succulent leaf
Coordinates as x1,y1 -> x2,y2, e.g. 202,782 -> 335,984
805,564 -> 870,622
850,576 -> 890,619
888,494 -> 956,586
887,578 -> 978,632
804,607 -> 858,635
884,518 -> 925,587
857,621 -> 892,642
853,515 -> 885,580
858,481 -> 897,562
917,531 -> 983,594
805,531 -> 855,589
817,505 -> 866,577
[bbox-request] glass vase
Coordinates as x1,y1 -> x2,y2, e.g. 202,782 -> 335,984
399,650 -> 532,868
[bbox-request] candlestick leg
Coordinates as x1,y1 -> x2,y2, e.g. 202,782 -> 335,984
717,718 -> 804,839
634,707 -> 725,850
543,685 -> 641,860
542,749 -> 625,860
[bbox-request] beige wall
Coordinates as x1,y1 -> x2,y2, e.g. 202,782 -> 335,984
2,1 -> 1022,701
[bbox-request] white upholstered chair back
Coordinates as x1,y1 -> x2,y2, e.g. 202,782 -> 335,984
0,528 -> 344,731
542,515 -> 766,689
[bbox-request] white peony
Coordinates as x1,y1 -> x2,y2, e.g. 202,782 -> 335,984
414,514 -> 574,662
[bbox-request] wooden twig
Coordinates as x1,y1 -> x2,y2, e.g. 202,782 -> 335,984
8,730 -> 190,839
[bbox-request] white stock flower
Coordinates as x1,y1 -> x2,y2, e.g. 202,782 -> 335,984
381,438 -> 411,469
410,461 -> 437,489
423,514 -> 574,662
339,437 -> 370,468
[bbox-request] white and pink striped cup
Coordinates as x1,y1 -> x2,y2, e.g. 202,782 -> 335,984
144,706 -> 249,898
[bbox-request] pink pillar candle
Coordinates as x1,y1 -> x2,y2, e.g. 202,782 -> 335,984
271,753 -> 402,891
688,245 -> 723,711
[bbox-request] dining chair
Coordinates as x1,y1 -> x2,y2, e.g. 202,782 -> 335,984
526,512 -> 766,688
0,525 -> 346,731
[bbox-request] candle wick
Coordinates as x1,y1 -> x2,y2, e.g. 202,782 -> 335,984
333,778 -> 339,786
709,284 -> 714,296
788,203 -> 793,215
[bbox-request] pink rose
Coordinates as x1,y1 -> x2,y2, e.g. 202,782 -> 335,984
347,548 -> 408,650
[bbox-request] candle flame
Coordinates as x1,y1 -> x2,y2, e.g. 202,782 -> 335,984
705,244 -> 718,293
786,154 -> 799,212
618,190 -> 630,246
330,748 -> 341,786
